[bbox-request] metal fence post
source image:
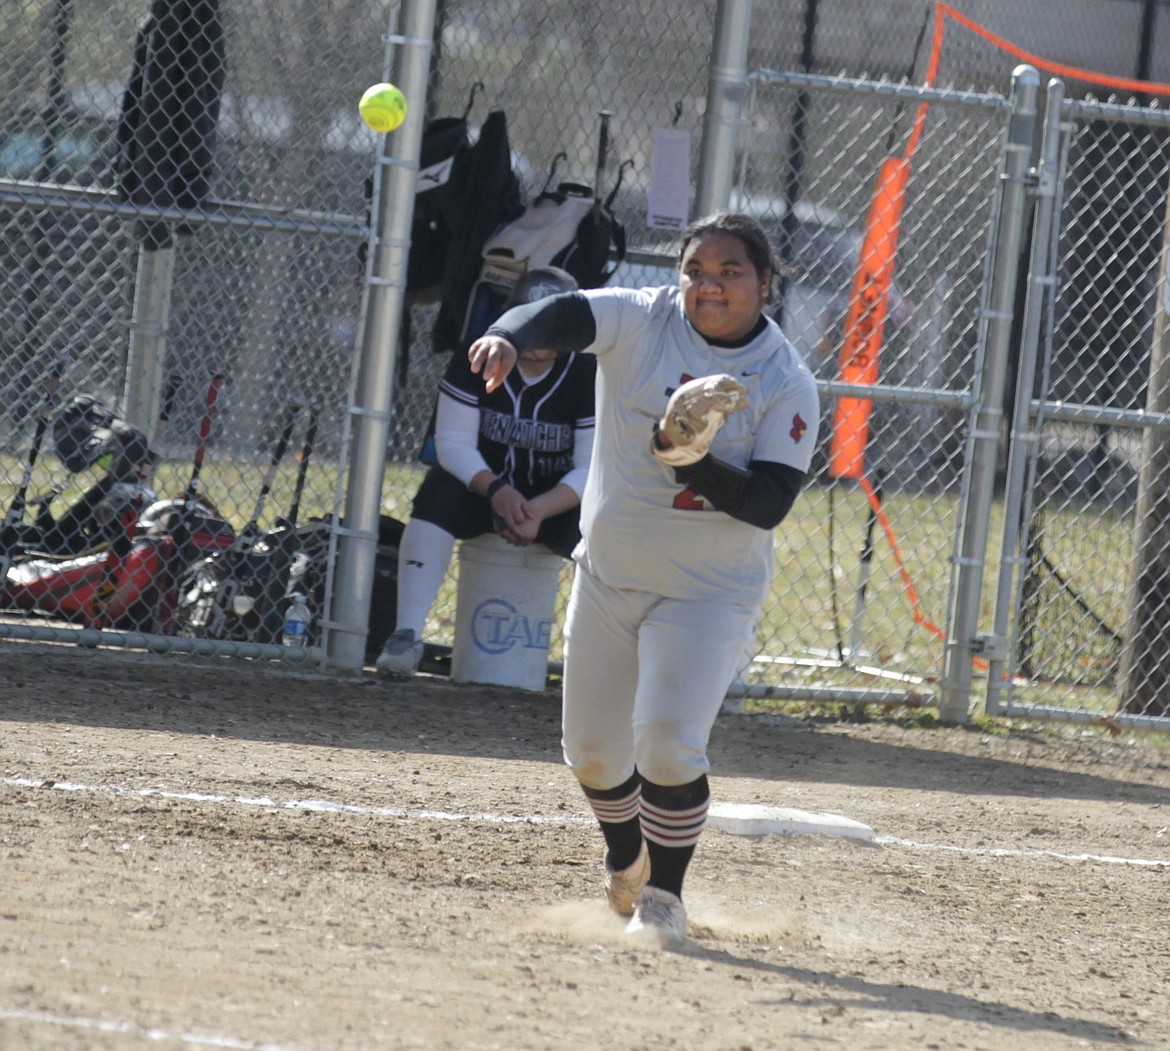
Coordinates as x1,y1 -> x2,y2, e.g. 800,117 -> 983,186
122,245 -> 175,435
694,0 -> 752,217
939,64 -> 1039,724
326,0 -> 435,672
985,76 -> 1064,716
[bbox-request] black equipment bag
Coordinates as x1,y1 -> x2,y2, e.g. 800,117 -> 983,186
407,115 -> 473,300
283,514 -> 405,661
174,539 -> 288,644
431,110 -> 524,356
116,0 -> 226,248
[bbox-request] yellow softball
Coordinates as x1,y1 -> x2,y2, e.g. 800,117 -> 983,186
358,83 -> 408,133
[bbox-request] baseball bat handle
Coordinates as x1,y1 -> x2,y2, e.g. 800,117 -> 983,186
286,410 -> 318,529
594,110 -> 613,200
194,374 -> 224,469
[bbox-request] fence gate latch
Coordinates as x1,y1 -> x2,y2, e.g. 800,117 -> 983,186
972,634 -> 1006,661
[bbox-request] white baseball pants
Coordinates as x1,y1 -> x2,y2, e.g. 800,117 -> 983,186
561,564 -> 757,789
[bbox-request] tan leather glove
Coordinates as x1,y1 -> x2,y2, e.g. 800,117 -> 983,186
650,374 -> 749,467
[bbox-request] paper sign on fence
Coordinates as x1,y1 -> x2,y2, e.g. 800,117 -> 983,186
648,127 -> 691,231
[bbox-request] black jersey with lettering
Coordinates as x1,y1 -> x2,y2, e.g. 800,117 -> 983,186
439,349 -> 596,499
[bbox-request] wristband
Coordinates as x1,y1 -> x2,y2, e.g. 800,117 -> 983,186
485,476 -> 509,501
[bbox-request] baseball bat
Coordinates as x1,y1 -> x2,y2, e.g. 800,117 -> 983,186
152,374 -> 225,635
169,373 -> 224,571
254,408 -> 318,646
593,110 -> 613,203
0,353 -> 67,581
285,408 -> 318,530
235,403 -> 300,553
184,373 -> 224,512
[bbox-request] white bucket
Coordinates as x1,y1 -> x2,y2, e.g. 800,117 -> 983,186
450,534 -> 564,691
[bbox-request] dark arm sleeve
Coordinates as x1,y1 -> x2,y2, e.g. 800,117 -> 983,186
484,291 -> 596,356
673,456 -> 807,530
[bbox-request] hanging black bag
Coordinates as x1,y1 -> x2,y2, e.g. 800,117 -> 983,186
430,109 -> 525,356
406,92 -> 479,302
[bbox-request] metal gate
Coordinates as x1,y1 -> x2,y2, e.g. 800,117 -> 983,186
990,80 -> 1170,731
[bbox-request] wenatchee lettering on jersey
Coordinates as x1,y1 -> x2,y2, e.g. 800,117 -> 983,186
480,411 -> 575,481
480,411 -> 572,454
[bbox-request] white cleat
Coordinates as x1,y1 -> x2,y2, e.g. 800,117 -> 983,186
375,628 -> 424,678
624,886 -> 688,949
604,841 -> 650,917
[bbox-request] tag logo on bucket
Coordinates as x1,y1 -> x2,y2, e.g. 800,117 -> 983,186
471,597 -> 552,655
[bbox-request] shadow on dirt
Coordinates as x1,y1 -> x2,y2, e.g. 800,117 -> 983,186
4,644 -> 1168,806
678,942 -> 1133,1046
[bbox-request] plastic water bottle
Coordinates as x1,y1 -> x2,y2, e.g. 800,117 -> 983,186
282,594 -> 311,649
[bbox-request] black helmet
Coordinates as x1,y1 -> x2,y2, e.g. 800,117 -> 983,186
503,266 -> 578,311
53,395 -> 151,475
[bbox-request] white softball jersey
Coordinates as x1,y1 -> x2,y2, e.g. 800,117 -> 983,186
575,285 -> 820,607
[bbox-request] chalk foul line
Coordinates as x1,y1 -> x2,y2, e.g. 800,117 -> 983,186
874,834 -> 1170,868
4,775 -> 1169,867
0,1006 -> 313,1051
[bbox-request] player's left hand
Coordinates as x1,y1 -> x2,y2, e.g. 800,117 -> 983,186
468,335 -> 518,393
651,373 -> 748,467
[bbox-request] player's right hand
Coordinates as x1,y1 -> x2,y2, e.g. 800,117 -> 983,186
468,336 -> 518,393
488,482 -> 532,534
498,510 -> 540,547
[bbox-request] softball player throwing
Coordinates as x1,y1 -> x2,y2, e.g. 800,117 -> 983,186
469,211 -> 820,948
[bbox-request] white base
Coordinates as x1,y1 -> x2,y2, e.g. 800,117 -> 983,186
707,802 -> 875,842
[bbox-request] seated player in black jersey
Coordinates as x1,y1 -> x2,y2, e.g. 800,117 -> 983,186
377,267 -> 597,678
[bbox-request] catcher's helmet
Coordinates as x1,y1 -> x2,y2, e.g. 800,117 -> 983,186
503,266 -> 578,311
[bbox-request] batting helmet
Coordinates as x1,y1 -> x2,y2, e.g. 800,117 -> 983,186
503,265 -> 578,311
53,395 -> 151,475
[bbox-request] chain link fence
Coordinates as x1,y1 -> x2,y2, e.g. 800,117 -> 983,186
4,0 -> 1170,726
0,0 -> 391,654
387,48 -> 1016,701
383,3 -> 1029,705
714,70 -> 1009,703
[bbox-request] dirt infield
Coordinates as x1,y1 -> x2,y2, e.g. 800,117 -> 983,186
2,644 -> 1169,1050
